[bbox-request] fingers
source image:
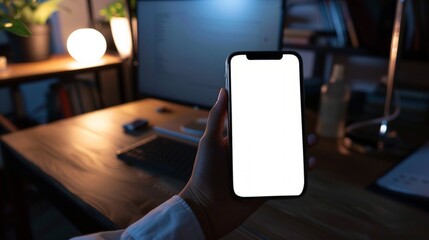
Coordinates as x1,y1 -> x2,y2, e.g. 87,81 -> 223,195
306,134 -> 318,171
204,88 -> 228,140
307,134 -> 318,147
223,137 -> 229,146
308,156 -> 317,170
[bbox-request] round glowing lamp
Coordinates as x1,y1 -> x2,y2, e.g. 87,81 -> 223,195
67,28 -> 107,63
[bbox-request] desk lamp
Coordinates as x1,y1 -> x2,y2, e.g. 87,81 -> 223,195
65,0 -> 107,64
344,0 -> 407,156
66,28 -> 107,64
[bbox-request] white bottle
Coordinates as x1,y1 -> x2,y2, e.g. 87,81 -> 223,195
316,64 -> 350,138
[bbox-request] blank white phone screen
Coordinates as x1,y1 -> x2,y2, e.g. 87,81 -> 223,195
230,54 -> 304,197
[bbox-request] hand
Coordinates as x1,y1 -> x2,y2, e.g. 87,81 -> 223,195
179,88 -> 317,239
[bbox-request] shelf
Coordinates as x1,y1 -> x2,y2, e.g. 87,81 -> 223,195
0,54 -> 123,86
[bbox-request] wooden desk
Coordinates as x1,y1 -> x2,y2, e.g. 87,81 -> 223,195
1,99 -> 428,239
0,54 -> 124,118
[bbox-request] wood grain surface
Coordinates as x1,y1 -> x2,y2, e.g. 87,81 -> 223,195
2,99 -> 429,239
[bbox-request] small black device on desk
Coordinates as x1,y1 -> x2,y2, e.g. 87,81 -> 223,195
123,119 -> 149,132
122,118 -> 149,135
117,135 -> 197,181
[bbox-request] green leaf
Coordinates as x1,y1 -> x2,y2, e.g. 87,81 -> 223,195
1,18 -> 31,37
20,4 -> 35,23
11,0 -> 27,8
32,0 -> 62,24
99,0 -> 126,21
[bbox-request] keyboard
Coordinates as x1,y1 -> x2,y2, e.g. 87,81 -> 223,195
117,135 -> 197,181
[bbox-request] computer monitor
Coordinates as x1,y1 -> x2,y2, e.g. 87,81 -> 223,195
137,0 -> 285,107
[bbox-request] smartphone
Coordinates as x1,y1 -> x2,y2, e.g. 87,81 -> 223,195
226,51 -> 306,198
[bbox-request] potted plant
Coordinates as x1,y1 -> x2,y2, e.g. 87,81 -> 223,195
100,0 -> 135,59
0,0 -> 63,62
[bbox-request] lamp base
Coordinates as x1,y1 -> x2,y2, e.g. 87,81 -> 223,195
343,123 -> 413,157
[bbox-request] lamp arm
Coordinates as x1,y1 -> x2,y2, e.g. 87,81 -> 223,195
383,0 -> 406,119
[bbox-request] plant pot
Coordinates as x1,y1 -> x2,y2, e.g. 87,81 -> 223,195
110,17 -> 132,59
8,24 -> 51,63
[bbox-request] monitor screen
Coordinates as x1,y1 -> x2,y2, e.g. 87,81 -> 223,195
137,0 -> 285,107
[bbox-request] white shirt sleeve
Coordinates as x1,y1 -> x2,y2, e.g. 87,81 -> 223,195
70,195 -> 205,240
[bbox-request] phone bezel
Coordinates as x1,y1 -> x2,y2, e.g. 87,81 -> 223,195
226,51 -> 307,199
